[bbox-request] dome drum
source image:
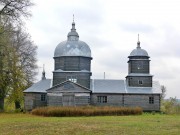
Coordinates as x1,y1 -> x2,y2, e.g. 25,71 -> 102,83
54,56 -> 91,71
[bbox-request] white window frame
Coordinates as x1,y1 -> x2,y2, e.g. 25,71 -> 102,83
67,76 -> 77,83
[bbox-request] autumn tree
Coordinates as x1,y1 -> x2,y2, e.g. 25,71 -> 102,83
0,0 -> 36,110
0,23 -> 13,110
7,26 -> 37,109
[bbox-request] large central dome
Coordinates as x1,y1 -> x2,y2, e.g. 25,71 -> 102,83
54,21 -> 91,58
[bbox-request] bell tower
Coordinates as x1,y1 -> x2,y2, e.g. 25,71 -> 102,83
126,35 -> 153,87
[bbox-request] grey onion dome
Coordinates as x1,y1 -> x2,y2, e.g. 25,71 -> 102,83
129,39 -> 149,57
54,21 -> 91,58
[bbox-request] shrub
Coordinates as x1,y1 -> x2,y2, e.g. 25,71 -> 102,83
161,97 -> 180,114
31,106 -> 142,117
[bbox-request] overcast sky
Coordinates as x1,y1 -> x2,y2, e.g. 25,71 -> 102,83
25,0 -> 180,98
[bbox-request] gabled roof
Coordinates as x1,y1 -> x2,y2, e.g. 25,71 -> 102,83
47,80 -> 91,93
23,79 -> 52,93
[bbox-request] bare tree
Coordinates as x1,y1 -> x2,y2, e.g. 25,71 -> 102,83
161,85 -> 166,100
0,0 -> 33,23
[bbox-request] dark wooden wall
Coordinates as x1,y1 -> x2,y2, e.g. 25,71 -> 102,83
127,76 -> 152,87
53,72 -> 91,88
128,60 -> 150,73
54,56 -> 92,71
24,93 -> 47,111
53,56 -> 92,89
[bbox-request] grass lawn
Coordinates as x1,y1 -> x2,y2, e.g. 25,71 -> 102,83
0,113 -> 180,135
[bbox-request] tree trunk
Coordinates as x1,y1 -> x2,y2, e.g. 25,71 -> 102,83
0,97 -> 4,111
15,101 -> 21,109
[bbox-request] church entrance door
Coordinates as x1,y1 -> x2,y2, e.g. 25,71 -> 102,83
63,94 -> 75,106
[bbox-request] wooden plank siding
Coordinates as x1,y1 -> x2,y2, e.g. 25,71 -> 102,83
53,72 -> 91,89
24,93 -> 47,111
124,94 -> 160,111
47,94 -> 90,106
24,93 -> 160,111
91,93 -> 160,111
91,94 -> 123,106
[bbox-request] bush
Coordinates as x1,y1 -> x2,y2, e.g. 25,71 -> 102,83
161,97 -> 180,114
31,106 -> 142,117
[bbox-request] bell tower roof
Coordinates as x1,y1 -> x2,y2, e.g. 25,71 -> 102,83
129,35 -> 149,57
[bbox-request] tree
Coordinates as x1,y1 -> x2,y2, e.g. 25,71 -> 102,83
7,26 -> 37,109
0,0 -> 36,111
160,85 -> 166,100
0,0 -> 33,23
0,23 -> 13,110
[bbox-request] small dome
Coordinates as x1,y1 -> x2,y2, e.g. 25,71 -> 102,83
130,48 -> 149,57
129,39 -> 149,57
54,21 -> 91,58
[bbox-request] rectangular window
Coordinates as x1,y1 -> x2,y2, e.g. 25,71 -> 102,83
67,76 -> 77,83
139,80 -> 143,85
41,94 -> 46,101
97,96 -> 107,103
149,96 -> 154,104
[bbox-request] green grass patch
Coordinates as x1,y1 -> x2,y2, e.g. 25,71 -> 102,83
31,106 -> 142,117
0,113 -> 180,135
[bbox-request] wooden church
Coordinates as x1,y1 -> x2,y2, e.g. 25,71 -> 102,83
24,20 -> 161,111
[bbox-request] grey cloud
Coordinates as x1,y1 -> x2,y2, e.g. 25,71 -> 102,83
119,22 -> 154,33
149,25 -> 180,58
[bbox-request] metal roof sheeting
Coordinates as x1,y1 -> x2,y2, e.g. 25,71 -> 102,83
24,79 -> 161,94
91,79 -> 161,94
23,79 -> 52,93
130,48 -> 149,57
91,79 -> 126,93
54,40 -> 91,58
126,81 -> 161,94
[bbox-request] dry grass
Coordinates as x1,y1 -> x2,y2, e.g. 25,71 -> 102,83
31,106 -> 142,117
